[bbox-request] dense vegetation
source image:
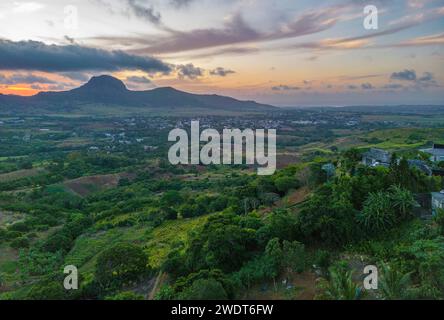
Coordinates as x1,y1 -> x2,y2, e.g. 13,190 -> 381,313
0,110 -> 443,300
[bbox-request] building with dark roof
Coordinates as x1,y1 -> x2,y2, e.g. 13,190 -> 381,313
420,144 -> 444,163
408,159 -> 432,176
362,148 -> 391,167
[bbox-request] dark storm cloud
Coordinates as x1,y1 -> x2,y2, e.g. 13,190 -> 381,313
0,40 -> 172,73
209,67 -> 236,77
0,73 -> 56,84
390,69 -> 437,86
388,70 -> 438,89
176,63 -> 204,79
391,69 -> 417,81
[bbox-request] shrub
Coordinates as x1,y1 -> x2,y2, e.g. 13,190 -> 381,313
0,228 -> 6,241
274,176 -> 299,194
95,243 -> 149,292
283,240 -> 305,273
10,236 -> 30,249
179,278 -> 228,300
8,222 -> 30,233
105,291 -> 145,300
314,250 -> 331,272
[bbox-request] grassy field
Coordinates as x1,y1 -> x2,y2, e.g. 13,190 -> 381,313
64,214 -> 209,277
0,244 -> 19,290
43,104 -> 267,117
63,174 -> 122,197
362,114 -> 444,125
0,168 -> 46,183
0,156 -> 26,162
357,128 -> 444,150
292,127 -> 444,159
56,138 -> 93,148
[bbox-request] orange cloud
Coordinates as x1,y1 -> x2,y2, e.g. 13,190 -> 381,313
0,85 -> 38,96
318,38 -> 370,49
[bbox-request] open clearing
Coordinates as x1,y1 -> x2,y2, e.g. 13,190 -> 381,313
0,210 -> 24,227
0,168 -> 46,183
63,172 -> 135,197
64,214 -> 209,276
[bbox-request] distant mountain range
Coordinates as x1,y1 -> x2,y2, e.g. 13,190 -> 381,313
0,75 -> 275,114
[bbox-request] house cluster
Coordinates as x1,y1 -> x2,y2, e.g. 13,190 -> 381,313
420,144 -> 444,163
361,147 -> 437,176
362,144 -> 444,216
174,117 -> 284,131
287,112 -> 360,127
362,148 -> 391,168
103,132 -> 149,147
112,117 -> 173,131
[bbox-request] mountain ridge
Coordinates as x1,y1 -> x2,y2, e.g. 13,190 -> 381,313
0,75 -> 276,113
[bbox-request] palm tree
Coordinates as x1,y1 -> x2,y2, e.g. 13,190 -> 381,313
379,263 -> 412,300
389,185 -> 417,220
318,264 -> 361,300
360,192 -> 395,232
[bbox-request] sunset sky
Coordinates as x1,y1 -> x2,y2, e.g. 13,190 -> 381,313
0,0 -> 443,106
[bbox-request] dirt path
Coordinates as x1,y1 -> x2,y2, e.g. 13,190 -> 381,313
148,271 -> 164,300
293,272 -> 317,300
260,186 -> 310,215
286,187 -> 310,206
